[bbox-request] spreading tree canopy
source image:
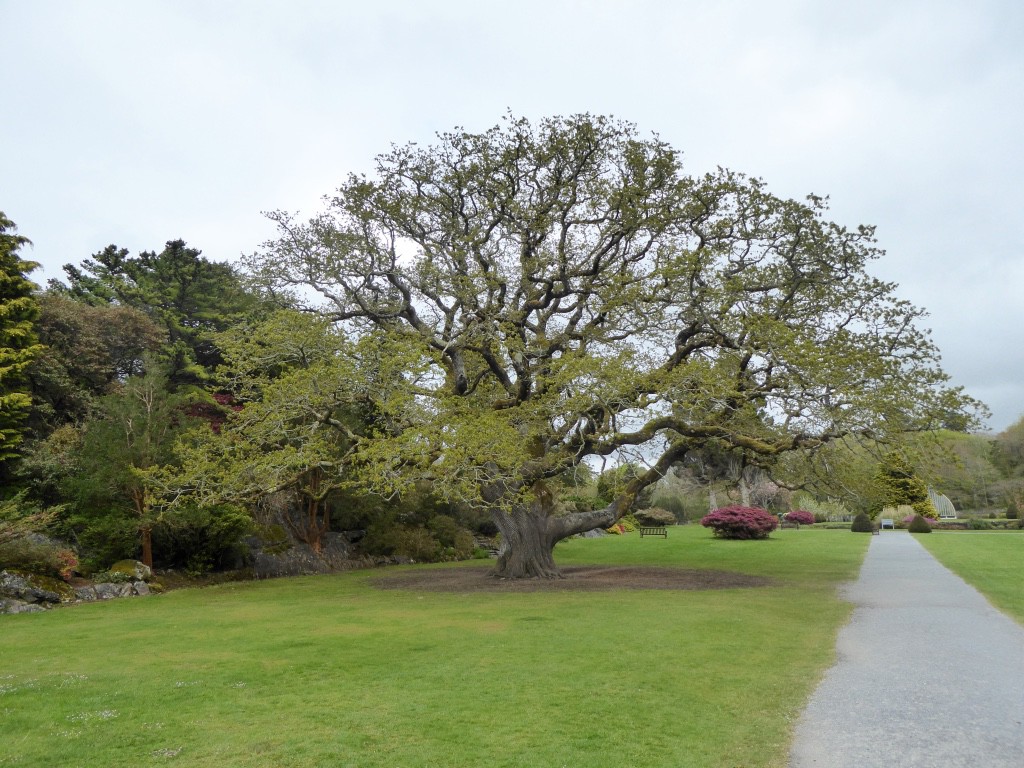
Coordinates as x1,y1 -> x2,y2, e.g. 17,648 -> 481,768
165,309 -> 385,552
245,114 -> 979,578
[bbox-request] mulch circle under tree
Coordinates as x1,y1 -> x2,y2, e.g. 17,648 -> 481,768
369,565 -> 773,593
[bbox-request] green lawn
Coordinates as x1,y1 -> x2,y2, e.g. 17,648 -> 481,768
0,527 -> 868,768
916,531 -> 1024,624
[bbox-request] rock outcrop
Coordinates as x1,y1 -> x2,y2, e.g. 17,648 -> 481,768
0,570 -> 152,614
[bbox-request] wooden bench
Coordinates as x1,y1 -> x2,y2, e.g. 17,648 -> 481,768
880,518 -> 895,530
639,526 -> 668,538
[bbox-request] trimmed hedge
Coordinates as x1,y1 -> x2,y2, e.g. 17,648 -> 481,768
634,507 -> 677,527
851,513 -> 874,533
908,514 -> 932,533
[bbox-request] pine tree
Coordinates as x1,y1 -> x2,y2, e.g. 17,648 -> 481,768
0,213 -> 44,463
873,452 -> 938,519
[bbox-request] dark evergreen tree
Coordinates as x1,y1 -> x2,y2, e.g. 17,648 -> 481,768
51,240 -> 261,386
0,213 -> 44,466
873,452 -> 937,519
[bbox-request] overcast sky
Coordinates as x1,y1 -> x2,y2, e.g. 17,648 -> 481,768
3,0 -> 1021,431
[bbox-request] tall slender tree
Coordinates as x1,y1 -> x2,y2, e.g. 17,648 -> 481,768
0,213 -> 44,466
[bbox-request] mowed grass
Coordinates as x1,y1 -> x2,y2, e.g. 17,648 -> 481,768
0,527 -> 868,768
916,532 -> 1024,624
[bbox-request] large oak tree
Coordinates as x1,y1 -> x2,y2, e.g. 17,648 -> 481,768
247,114 -> 980,578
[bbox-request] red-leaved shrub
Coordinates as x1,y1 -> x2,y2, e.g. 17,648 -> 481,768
784,510 -> 816,526
701,506 -> 779,540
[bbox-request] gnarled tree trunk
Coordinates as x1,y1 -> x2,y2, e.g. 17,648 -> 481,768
490,494 -> 619,579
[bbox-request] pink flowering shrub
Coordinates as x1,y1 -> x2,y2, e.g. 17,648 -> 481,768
784,510 -> 816,526
701,506 -> 779,540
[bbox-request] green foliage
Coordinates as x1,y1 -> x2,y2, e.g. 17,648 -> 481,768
63,366 -> 203,567
13,424 -> 82,507
0,535 -> 76,580
0,492 -> 56,547
992,415 -> 1024,478
0,487 -> 74,578
151,504 -> 254,572
907,514 -> 932,533
651,493 -> 690,522
161,310 -> 390,552
90,568 -> 136,584
363,512 -> 476,563
426,514 -> 476,560
596,464 -> 655,510
906,429 -> 1003,511
850,512 -> 874,533
790,491 -> 852,522
52,240 -> 261,386
872,452 -> 937,519
617,514 -> 640,532
1006,500 -> 1019,519
247,113 -> 981,574
0,212 -> 44,463
634,507 -> 677,526
27,293 -> 165,436
67,512 -> 138,572
362,522 -> 434,561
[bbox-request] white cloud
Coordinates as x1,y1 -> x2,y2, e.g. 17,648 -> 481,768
3,0 -> 1021,429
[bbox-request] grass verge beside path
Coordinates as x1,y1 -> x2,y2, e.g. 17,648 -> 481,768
916,532 -> 1024,624
0,527 -> 868,768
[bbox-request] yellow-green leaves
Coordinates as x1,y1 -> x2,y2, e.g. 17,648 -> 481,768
242,114 -> 981,520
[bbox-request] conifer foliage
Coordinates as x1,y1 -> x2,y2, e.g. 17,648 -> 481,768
0,213 -> 44,463
873,452 -> 938,519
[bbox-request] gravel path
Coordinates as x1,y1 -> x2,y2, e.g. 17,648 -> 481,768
789,531 -> 1024,767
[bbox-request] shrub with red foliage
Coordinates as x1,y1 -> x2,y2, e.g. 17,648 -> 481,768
784,510 -> 816,526
701,506 -> 779,540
